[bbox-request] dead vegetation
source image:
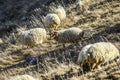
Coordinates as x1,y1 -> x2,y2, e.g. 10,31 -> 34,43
0,0 -> 120,80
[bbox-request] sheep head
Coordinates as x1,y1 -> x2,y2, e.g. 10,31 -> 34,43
49,31 -> 58,40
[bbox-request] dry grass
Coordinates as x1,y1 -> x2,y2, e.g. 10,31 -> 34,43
0,0 -> 120,80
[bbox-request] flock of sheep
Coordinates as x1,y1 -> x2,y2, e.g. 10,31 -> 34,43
16,5 -> 120,70
13,4 -> 120,80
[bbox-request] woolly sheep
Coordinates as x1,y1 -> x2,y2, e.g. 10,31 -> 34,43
77,44 -> 93,67
80,42 -> 120,69
50,27 -> 84,48
16,28 -> 47,47
44,13 -> 60,29
51,27 -> 83,42
51,27 -> 92,43
9,74 -> 39,80
54,6 -> 66,20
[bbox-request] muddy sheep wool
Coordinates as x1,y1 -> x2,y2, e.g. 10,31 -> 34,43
17,28 -> 47,47
44,13 -> 60,29
79,42 -> 120,69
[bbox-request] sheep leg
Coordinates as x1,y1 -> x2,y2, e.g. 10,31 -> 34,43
92,63 -> 97,70
78,62 -> 84,74
62,44 -> 66,51
114,59 -> 120,69
92,59 -> 100,70
88,63 -> 93,71
96,61 -> 102,70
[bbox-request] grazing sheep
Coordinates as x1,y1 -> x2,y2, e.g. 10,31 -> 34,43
9,74 -> 39,80
16,28 -> 47,47
54,6 -> 66,20
81,42 -> 120,69
51,27 -> 83,42
44,13 -> 60,29
50,27 -> 84,48
77,44 -> 93,67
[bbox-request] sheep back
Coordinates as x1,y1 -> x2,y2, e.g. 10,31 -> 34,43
86,42 -> 120,68
44,13 -> 60,29
17,28 -> 46,47
53,27 -> 82,43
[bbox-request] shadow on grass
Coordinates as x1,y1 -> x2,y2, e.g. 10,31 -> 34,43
0,23 -> 119,79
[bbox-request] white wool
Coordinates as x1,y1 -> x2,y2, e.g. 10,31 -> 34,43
52,27 -> 83,43
86,42 -> 120,68
77,44 -> 93,66
44,13 -> 60,29
17,28 -> 47,47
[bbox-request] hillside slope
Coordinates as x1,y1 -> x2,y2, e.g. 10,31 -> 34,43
0,0 -> 120,80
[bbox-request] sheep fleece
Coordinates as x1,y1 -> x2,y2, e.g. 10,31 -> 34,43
77,44 -> 93,65
44,13 -> 60,29
54,27 -> 82,43
17,28 -> 46,46
86,42 -> 120,68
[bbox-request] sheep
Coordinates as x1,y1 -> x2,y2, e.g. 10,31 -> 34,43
16,28 -> 47,47
79,42 -> 120,69
9,74 -> 39,80
77,44 -> 93,67
50,27 -> 93,44
54,6 -> 66,20
50,27 -> 84,48
44,13 -> 60,29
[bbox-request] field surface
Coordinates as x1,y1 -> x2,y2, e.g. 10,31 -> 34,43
0,0 -> 120,80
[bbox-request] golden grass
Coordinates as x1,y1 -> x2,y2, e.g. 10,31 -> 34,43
0,0 -> 120,80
